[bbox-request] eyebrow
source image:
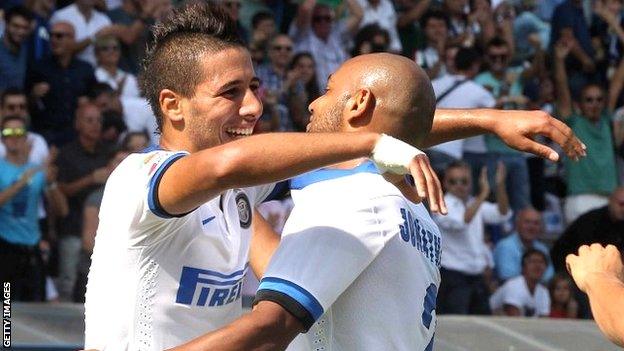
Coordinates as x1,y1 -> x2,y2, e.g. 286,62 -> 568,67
216,77 -> 261,93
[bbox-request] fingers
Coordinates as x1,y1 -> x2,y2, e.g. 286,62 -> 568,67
565,253 -> 577,275
409,160 -> 427,200
417,156 -> 446,214
543,117 -> 586,160
517,138 -> 560,161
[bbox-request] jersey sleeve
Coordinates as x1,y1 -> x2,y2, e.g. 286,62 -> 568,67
144,151 -> 188,219
254,197 -> 400,331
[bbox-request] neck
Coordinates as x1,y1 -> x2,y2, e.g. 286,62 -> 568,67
102,64 -> 118,75
3,36 -> 19,54
159,131 -> 196,153
271,62 -> 286,76
525,276 -> 538,293
492,70 -> 505,80
519,236 -> 533,248
56,53 -> 72,68
80,135 -> 98,152
77,4 -> 93,20
6,150 -> 27,165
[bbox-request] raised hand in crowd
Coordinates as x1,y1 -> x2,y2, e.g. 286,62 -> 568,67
478,166 -> 491,200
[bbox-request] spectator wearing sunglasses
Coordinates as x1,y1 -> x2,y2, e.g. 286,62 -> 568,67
0,6 -> 34,92
554,38 -> 620,224
0,115 -> 67,301
0,88 -> 49,166
433,160 -> 511,315
94,36 -> 140,98
289,0 -> 364,89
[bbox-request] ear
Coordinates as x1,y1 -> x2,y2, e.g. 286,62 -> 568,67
159,89 -> 185,124
345,88 -> 374,127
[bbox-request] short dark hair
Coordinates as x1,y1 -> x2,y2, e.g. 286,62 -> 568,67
1,115 -> 26,130
454,47 -> 481,71
521,248 -> 548,268
102,110 -> 127,134
420,10 -> 449,29
486,36 -> 509,51
5,5 -> 34,23
1,87 -> 26,106
140,2 -> 245,132
88,82 -> 115,100
445,160 -> 471,173
251,11 -> 274,30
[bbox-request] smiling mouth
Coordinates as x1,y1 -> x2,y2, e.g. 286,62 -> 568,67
225,127 -> 253,138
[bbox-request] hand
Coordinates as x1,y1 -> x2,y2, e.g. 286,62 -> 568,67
32,82 -> 50,98
91,167 -> 111,184
566,244 -> 624,293
96,25 -> 117,38
19,168 -> 39,186
478,166 -> 490,199
495,162 -> 506,186
489,110 -> 586,161
528,33 -> 542,50
554,41 -> 571,60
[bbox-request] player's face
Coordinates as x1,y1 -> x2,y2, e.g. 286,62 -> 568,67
306,71 -> 349,133
444,167 -> 471,200
185,47 -> 262,149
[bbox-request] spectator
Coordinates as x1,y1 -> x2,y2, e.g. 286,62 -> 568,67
0,88 -> 49,166
24,0 -> 55,62
476,37 -> 538,212
355,0 -> 402,53
554,40 -> 620,224
121,131 -> 150,152
493,207 -> 556,283
256,34 -> 296,131
56,103 -> 112,301
550,0 -> 596,97
351,23 -> 390,56
551,187 -> 624,272
490,249 -> 551,317
286,52 -> 320,131
416,10 -> 450,79
289,0 -> 363,89
429,47 -> 495,175
73,148 -> 130,302
101,109 -> 127,146
395,0 -> 432,58
548,273 -> 579,318
0,6 -> 33,92
444,0 -> 471,45
250,11 -> 277,57
94,36 -> 140,97
50,0 -> 114,67
513,0 -> 550,62
26,21 -> 97,146
0,115 -> 67,301
107,0 -> 160,74
590,0 -> 624,82
434,161 -> 511,315
218,0 -> 248,44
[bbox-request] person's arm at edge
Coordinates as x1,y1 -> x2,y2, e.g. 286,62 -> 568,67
343,0 -> 364,36
421,108 -> 585,161
168,300 -> 303,351
249,210 -> 280,278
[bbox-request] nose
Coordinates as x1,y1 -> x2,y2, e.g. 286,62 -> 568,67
240,87 -> 263,122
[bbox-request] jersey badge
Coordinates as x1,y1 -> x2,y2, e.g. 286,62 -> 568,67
235,191 -> 251,229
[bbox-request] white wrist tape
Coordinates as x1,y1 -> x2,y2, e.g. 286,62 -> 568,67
371,134 -> 425,174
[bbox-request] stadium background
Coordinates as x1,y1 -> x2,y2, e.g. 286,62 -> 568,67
1,0 -> 623,349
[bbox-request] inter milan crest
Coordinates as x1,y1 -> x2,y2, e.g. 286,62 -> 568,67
235,191 -> 252,229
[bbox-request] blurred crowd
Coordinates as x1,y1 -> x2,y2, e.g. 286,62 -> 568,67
1,0 -> 623,322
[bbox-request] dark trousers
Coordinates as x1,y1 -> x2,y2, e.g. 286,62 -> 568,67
0,237 -> 45,301
437,267 -> 491,315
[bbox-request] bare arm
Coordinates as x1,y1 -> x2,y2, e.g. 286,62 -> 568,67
58,168 -> 108,198
0,173 -> 32,207
422,108 -> 586,161
567,244 -> 624,347
45,185 -> 69,218
553,41 -> 573,119
493,162 -> 509,216
343,0 -> 364,36
609,58 -> 624,112
81,205 -> 99,253
294,0 -> 316,31
397,0 -> 431,27
464,167 -> 489,223
168,301 -> 303,351
249,210 -> 280,278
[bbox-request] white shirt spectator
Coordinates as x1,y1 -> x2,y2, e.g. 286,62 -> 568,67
120,97 -> 158,145
289,21 -> 349,89
430,74 -> 496,158
433,193 -> 512,275
95,67 -> 140,98
356,0 -> 402,52
415,47 -> 446,77
51,4 -> 112,67
489,276 -> 550,317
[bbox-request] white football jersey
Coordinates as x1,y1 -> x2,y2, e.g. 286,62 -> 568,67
257,161 -> 441,351
84,148 -> 273,350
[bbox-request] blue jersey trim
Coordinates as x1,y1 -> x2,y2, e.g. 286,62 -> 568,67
258,277 -> 324,321
147,152 -> 187,218
263,181 -> 289,202
289,161 -> 380,190
138,145 -> 163,154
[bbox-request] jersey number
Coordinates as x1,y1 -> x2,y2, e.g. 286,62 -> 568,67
422,283 -> 437,351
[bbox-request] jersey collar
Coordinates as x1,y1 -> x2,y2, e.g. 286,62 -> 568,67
289,161 -> 380,190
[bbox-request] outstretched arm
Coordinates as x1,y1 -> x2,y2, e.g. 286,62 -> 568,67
567,244 -> 624,347
421,108 -> 586,161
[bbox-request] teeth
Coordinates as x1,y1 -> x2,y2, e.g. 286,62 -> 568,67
225,127 -> 253,136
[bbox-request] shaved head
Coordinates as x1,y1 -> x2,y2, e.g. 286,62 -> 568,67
337,53 -> 435,144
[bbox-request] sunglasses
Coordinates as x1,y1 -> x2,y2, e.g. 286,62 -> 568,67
50,32 -> 71,39
448,178 -> 469,186
5,103 -> 26,111
583,96 -> 604,103
272,45 -> 292,52
488,54 -> 508,61
1,127 -> 26,138
313,15 -> 332,23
